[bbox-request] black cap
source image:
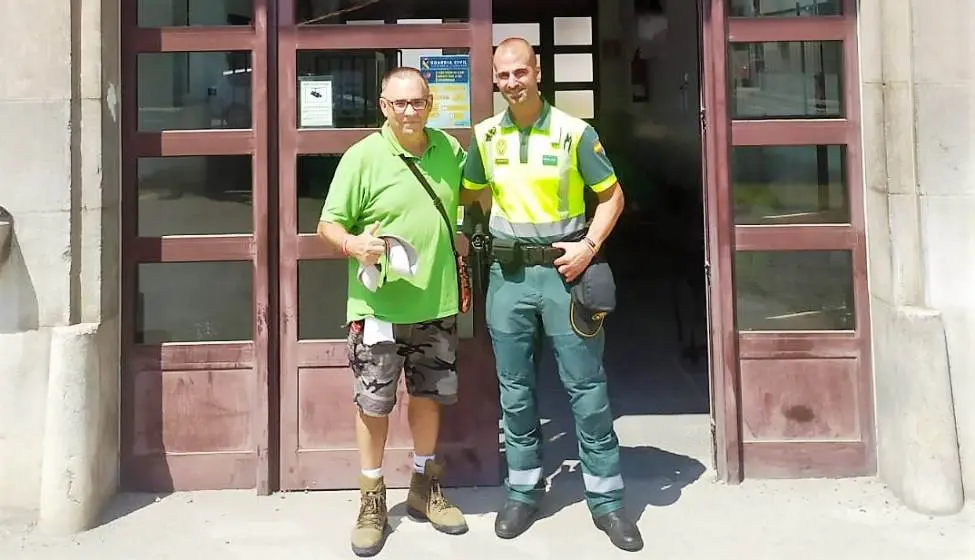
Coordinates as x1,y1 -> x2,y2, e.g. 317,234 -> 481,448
569,260 -> 616,337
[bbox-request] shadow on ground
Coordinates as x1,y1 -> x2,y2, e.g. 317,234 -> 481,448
95,492 -> 170,528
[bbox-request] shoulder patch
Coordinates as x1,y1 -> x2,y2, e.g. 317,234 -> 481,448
593,140 -> 604,154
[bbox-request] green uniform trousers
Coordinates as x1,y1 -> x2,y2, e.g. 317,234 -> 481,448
485,261 -> 624,518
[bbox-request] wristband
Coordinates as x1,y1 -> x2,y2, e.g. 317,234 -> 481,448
582,236 -> 598,253
341,236 -> 351,256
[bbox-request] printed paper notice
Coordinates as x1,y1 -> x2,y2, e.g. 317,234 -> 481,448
419,55 -> 471,129
299,77 -> 333,128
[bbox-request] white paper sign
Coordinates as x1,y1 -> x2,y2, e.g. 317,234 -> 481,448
299,77 -> 333,127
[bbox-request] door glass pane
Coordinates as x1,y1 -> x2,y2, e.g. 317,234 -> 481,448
297,0 -> 467,25
733,145 -> 848,225
493,23 -> 541,46
138,52 -> 252,131
555,90 -> 594,119
730,0 -> 842,17
730,41 -> 843,119
554,53 -> 594,83
297,50 -> 388,128
138,0 -> 253,27
297,49 -> 470,129
138,156 -> 253,236
735,251 -> 854,331
297,155 -> 341,234
137,262 -> 253,343
554,17 -> 592,46
298,260 -> 350,340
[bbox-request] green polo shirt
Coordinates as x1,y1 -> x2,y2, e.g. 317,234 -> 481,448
320,123 -> 465,325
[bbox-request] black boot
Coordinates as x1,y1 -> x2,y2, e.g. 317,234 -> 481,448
593,510 -> 643,552
494,499 -> 538,539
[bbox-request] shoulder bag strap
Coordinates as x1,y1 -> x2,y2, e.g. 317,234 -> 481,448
398,154 -> 457,253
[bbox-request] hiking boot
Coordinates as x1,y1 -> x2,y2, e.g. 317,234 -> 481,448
406,459 -> 468,535
351,475 -> 389,557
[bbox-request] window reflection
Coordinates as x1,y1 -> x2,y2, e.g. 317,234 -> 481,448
297,155 -> 341,234
297,0 -> 467,25
138,156 -> 253,236
732,145 -> 848,225
735,251 -> 854,331
730,0 -> 841,17
554,53 -> 594,83
138,0 -> 253,27
553,17 -> 592,46
730,41 -> 843,119
493,23 -> 541,46
296,48 -> 470,129
137,262 -> 253,343
556,90 -> 595,120
138,52 -> 252,132
297,51 -> 388,128
298,259 -> 350,340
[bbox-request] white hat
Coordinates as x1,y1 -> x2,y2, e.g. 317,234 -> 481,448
357,234 -> 419,292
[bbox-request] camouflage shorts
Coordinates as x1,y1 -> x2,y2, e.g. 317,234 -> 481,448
347,316 -> 459,417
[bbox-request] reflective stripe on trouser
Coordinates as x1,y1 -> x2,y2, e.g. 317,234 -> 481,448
485,262 -> 624,517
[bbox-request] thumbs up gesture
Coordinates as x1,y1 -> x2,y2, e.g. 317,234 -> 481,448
348,222 -> 386,266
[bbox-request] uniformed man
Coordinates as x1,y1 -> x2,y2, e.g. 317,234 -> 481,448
461,38 -> 643,552
319,67 -> 469,557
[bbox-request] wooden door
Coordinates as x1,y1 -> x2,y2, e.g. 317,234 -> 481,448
120,1 -> 274,492
701,0 -> 742,482
276,0 -> 500,490
707,0 -> 875,478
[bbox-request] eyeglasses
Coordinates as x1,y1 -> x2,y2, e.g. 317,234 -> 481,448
380,97 -> 430,112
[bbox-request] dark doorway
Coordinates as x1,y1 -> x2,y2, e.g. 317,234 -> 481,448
491,0 -> 713,517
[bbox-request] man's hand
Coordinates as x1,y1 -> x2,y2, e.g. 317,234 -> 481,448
552,240 -> 595,283
346,222 -> 385,266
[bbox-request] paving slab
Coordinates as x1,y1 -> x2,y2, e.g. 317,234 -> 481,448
2,475 -> 972,560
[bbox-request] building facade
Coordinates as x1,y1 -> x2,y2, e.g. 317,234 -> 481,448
0,0 -> 971,533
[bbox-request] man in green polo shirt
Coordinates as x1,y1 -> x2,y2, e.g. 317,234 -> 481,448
318,67 -> 469,557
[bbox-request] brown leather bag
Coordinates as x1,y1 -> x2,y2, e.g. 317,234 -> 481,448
399,155 -> 473,314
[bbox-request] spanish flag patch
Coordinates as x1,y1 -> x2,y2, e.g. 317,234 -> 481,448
594,140 -> 604,154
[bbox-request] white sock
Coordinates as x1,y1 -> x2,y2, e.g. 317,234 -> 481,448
413,454 -> 435,474
361,467 -> 382,479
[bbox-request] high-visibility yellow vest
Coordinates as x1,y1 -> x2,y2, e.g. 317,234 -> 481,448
472,105 -> 590,243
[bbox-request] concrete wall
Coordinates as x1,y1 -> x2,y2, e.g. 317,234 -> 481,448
860,0 -> 970,513
0,0 -> 121,533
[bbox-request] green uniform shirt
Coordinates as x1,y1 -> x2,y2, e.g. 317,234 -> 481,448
320,123 -> 466,325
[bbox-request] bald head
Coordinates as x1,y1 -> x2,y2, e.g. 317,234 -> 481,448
493,37 -> 541,108
494,37 -> 537,69
379,66 -> 432,138
380,67 -> 429,97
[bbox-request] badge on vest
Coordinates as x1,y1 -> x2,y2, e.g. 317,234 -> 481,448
542,154 -> 559,166
494,158 -> 509,165
496,138 -> 508,155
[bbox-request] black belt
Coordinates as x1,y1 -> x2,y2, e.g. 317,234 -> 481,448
492,243 -> 564,267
